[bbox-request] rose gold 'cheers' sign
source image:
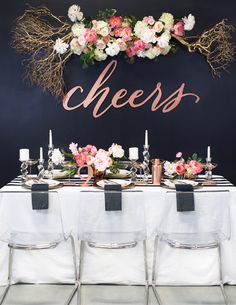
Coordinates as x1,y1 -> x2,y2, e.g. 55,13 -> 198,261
63,60 -> 200,118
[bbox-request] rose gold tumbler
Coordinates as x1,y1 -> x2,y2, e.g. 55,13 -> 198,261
152,159 -> 162,185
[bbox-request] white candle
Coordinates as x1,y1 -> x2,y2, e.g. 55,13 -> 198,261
19,149 -> 30,162
144,130 -> 149,148
49,130 -> 53,147
39,147 -> 43,162
207,146 -> 211,160
129,147 -> 139,160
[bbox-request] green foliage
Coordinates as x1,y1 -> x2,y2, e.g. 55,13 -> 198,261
188,153 -> 202,162
83,17 -> 93,28
80,50 -> 95,68
96,8 -> 117,21
123,15 -> 137,28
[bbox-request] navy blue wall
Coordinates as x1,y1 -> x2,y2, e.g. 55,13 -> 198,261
0,0 -> 235,186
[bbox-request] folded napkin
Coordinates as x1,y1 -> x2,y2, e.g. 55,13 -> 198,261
31,184 -> 49,210
104,184 -> 122,211
175,184 -> 194,212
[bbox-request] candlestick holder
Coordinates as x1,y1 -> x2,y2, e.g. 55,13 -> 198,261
142,145 -> 150,183
204,158 -> 217,180
20,160 -> 28,182
47,145 -> 54,179
37,159 -> 45,180
130,160 -> 138,183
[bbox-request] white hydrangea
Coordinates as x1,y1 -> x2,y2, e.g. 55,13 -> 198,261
70,38 -> 83,55
105,42 -> 120,57
68,4 -> 83,22
157,31 -> 171,49
53,38 -> 69,55
159,12 -> 174,30
71,23 -> 86,37
182,14 -> 195,31
145,47 -> 161,59
94,48 -> 108,61
52,148 -> 65,166
134,21 -> 149,38
140,28 -> 157,44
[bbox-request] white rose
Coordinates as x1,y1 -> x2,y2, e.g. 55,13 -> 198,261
157,31 -> 171,49
71,23 -> 86,37
97,20 -> 109,30
182,14 -> 195,31
161,45 -> 171,55
134,21 -> 149,38
68,5 -> 83,22
159,12 -> 174,30
153,21 -> 164,33
164,161 -> 176,176
140,28 -> 157,43
52,148 -> 65,166
99,27 -> 110,37
53,38 -> 69,55
105,42 -> 120,57
94,48 -> 108,61
109,143 -> 124,158
145,47 -> 161,59
70,38 -> 83,55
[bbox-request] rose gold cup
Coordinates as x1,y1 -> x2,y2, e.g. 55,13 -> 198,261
152,159 -> 162,185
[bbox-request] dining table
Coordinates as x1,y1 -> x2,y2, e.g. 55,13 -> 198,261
0,175 -> 235,286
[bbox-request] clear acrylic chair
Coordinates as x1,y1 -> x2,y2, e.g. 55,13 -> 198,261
0,190 -> 78,305
75,190 -> 148,305
152,190 -> 231,305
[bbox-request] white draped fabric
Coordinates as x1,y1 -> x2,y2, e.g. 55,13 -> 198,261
0,182 -> 236,286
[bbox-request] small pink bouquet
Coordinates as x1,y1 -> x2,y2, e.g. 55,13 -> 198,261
164,152 -> 204,179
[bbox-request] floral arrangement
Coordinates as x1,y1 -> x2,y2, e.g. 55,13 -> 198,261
164,152 -> 204,179
61,142 -> 126,175
12,5 -> 235,98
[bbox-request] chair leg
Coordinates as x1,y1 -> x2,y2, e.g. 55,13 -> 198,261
0,247 -> 13,305
64,235 -> 79,305
218,244 -> 229,305
151,236 -> 162,305
143,240 -> 149,305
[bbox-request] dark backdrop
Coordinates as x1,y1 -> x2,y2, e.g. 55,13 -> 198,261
0,0 -> 235,186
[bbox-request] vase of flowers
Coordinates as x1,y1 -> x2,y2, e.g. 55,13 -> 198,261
164,152 -> 204,179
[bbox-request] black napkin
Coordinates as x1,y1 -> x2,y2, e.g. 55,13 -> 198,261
104,184 -> 122,211
175,184 -> 194,212
31,184 -> 49,210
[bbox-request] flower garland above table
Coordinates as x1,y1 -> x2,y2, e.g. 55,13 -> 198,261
12,4 -> 235,98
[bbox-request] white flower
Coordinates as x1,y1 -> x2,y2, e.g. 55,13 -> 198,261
109,143 -> 124,158
52,148 -> 65,165
182,14 -> 195,31
140,28 -> 157,43
137,50 -> 146,58
68,5 -> 83,22
105,42 -> 120,57
97,20 -> 109,30
116,39 -> 127,51
159,12 -> 174,30
157,31 -> 171,49
96,39 -> 106,50
164,161 -> 176,176
53,38 -> 69,55
94,48 -> 108,61
94,149 -> 112,172
161,45 -> 171,55
71,23 -> 86,37
153,21 -> 164,33
134,21 -> 149,38
70,38 -> 83,55
145,47 -> 161,59
69,142 -> 78,155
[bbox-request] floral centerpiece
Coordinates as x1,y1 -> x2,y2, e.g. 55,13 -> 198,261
164,152 -> 204,179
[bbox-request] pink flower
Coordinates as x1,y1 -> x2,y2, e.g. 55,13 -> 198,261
143,16 -> 155,25
85,144 -> 97,157
188,160 -> 203,175
121,26 -> 132,41
126,47 -> 136,58
172,21 -> 184,37
176,152 -> 182,158
134,40 -> 146,51
74,152 -> 87,166
94,149 -> 112,172
84,29 -> 97,43
175,162 -> 186,175
96,39 -> 106,50
114,27 -> 123,37
109,16 -> 123,28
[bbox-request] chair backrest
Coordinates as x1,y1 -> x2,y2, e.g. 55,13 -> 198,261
78,190 -> 146,242
0,190 -> 64,244
158,190 -> 231,242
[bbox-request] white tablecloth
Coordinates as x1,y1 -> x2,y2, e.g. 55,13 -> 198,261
0,182 -> 236,286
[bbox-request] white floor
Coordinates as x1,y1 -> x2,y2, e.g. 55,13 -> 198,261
0,284 -> 235,305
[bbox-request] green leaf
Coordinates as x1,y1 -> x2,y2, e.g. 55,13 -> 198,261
96,8 -> 117,20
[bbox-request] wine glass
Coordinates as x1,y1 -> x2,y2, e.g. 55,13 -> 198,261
26,159 -> 38,179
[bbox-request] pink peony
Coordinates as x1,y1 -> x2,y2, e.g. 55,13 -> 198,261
74,152 -> 87,166
84,29 -> 97,43
126,47 -> 137,58
114,27 -> 123,37
172,21 -> 184,37
94,149 -> 112,172
85,144 -> 97,157
121,26 -> 132,41
134,40 -> 146,51
188,160 -> 203,175
175,162 -> 186,175
176,152 -> 182,158
143,16 -> 155,25
109,16 -> 123,28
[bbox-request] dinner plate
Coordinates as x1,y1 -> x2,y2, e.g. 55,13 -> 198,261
44,169 -> 69,179
105,169 -> 131,179
163,179 -> 199,189
23,179 -> 63,189
96,179 -> 132,189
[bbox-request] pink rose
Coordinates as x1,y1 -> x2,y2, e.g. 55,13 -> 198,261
109,16 -> 123,28
176,152 -> 182,158
84,29 -> 97,43
114,28 -> 123,37
134,40 -> 146,51
175,162 -> 186,175
121,26 -> 132,41
126,47 -> 136,58
188,160 -> 203,175
74,152 -> 87,166
172,21 -> 184,37
85,145 -> 97,157
143,16 -> 155,25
